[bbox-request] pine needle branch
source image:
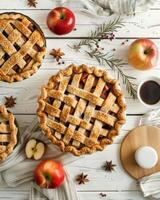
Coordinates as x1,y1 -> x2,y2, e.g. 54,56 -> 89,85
86,50 -> 137,99
70,17 -> 124,50
90,17 -> 124,38
68,17 -> 137,99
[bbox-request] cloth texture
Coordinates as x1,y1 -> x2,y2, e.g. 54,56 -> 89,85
139,108 -> 160,199
0,118 -> 79,200
140,172 -> 160,199
61,0 -> 156,16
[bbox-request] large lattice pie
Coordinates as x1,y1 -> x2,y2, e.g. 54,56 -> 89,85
0,12 -> 46,82
37,65 -> 126,156
0,105 -> 18,160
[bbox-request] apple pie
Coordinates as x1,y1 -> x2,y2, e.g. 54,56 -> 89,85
0,105 -> 18,160
37,64 -> 126,156
0,12 -> 46,82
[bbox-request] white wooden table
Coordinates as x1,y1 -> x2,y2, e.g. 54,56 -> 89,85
1,0 -> 160,199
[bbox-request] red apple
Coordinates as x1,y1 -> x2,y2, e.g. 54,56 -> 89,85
128,38 -> 158,70
47,7 -> 75,35
34,160 -> 65,189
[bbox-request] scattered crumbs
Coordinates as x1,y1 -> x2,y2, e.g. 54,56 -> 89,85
100,192 -> 107,197
121,39 -> 129,45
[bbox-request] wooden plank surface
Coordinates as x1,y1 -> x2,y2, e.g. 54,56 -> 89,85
1,9 -> 160,38
0,0 -> 160,199
0,0 -> 159,10
0,190 -> 145,200
1,39 -> 160,115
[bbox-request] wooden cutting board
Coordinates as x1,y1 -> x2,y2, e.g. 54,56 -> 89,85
120,126 -> 160,179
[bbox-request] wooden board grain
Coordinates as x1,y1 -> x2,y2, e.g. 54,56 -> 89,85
1,9 -> 160,38
0,0 -> 159,10
1,38 -> 160,115
120,126 -> 160,179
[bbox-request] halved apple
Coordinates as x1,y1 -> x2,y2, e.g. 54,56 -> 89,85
25,139 -> 45,160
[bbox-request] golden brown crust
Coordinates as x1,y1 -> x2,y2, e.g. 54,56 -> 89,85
37,64 -> 126,156
0,105 -> 18,160
0,12 -> 46,83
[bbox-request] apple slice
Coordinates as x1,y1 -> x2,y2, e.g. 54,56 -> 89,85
25,139 -> 45,160
34,142 -> 45,160
25,139 -> 37,159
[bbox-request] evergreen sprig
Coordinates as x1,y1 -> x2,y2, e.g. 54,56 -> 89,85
87,50 -> 137,99
71,17 -> 124,50
69,17 -> 137,99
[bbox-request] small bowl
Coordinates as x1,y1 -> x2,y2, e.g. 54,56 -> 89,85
137,76 -> 160,109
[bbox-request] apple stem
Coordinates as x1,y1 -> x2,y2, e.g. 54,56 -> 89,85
60,13 -> 66,20
144,48 -> 153,55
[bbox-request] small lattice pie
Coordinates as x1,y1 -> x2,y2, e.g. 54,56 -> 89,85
37,65 -> 126,156
0,12 -> 46,82
0,105 -> 18,160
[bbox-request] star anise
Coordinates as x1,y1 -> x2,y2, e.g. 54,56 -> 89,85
104,161 -> 116,172
76,173 -> 89,185
27,0 -> 38,8
5,96 -> 17,108
50,49 -> 65,62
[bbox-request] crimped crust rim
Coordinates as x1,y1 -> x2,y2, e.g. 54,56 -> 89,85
37,64 -> 126,156
0,12 -> 46,83
0,105 -> 18,160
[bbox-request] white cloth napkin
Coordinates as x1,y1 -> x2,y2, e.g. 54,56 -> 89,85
139,108 -> 160,199
140,172 -> 160,199
61,0 -> 155,16
30,171 -> 78,200
0,118 -> 79,200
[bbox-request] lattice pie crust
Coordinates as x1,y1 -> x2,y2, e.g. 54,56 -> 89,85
37,64 -> 126,156
0,12 -> 46,82
0,105 -> 18,160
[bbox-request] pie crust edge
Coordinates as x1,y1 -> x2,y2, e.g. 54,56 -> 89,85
0,12 -> 46,83
37,64 -> 126,156
0,105 -> 18,160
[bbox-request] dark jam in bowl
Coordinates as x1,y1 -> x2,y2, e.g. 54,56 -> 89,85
140,80 -> 160,105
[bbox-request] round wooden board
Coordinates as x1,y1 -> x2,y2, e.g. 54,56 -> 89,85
120,126 -> 160,180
